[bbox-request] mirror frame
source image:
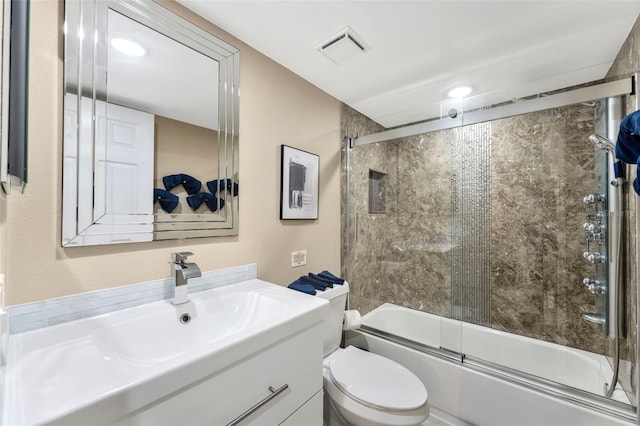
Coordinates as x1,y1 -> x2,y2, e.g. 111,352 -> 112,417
62,0 -> 239,247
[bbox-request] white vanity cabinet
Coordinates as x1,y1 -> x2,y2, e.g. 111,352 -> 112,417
114,324 -> 323,426
4,280 -> 329,426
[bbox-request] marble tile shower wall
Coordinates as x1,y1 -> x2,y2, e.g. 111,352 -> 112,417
393,131 -> 453,317
347,140 -> 401,314
341,105 -> 390,314
342,103 -> 610,354
342,106 -> 456,317
490,105 -> 603,353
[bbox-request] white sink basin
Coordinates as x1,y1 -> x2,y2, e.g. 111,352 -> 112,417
98,291 -> 290,363
2,279 -> 328,425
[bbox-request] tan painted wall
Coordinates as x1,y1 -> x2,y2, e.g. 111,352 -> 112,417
154,115 -> 218,190
5,0 -> 342,305
154,115 -> 218,215
0,2 -> 5,309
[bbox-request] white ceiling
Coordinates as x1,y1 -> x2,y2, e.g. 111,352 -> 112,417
177,0 -> 640,128
108,9 -> 219,130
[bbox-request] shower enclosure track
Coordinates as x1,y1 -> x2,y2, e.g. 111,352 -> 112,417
354,78 -> 633,147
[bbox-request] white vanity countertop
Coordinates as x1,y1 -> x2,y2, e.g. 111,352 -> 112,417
1,279 -> 328,425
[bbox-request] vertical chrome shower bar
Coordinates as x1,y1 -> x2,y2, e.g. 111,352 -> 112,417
633,72 -> 640,423
600,96 -> 626,399
607,97 -> 625,338
344,137 -> 352,283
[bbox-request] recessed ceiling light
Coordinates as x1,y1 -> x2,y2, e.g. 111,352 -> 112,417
447,86 -> 473,98
110,38 -> 147,57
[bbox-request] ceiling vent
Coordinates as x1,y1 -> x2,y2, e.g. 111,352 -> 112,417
318,26 -> 369,65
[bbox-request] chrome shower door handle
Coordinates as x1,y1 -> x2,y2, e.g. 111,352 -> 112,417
226,383 -> 289,426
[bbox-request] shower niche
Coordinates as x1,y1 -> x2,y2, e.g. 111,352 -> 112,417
368,170 -> 387,214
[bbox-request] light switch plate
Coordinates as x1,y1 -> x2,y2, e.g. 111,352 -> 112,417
291,250 -> 307,267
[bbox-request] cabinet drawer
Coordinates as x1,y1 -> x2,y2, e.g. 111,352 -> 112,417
116,324 -> 323,426
280,390 -> 323,426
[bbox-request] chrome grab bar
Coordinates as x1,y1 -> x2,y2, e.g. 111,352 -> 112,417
226,384 -> 289,426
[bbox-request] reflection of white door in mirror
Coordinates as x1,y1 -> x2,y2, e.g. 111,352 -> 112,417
63,94 -> 154,246
97,103 -> 154,217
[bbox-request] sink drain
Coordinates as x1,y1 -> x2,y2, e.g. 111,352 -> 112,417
179,313 -> 192,324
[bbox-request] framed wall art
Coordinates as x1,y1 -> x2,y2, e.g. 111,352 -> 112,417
280,145 -> 319,220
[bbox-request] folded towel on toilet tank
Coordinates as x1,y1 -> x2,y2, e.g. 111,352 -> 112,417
308,273 -> 334,287
318,270 -> 345,285
287,280 -> 316,295
300,276 -> 329,291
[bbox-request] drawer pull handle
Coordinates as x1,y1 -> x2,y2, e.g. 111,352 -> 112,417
226,383 -> 289,426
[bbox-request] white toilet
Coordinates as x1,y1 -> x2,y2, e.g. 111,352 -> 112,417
316,283 -> 429,426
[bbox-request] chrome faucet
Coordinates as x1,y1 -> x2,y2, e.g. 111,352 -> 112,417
170,252 -> 201,305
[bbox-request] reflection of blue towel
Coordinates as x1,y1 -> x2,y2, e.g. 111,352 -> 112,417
319,270 -> 345,284
163,174 -> 202,195
616,110 -> 640,195
186,192 -> 225,212
300,276 -> 328,291
154,189 -> 179,213
207,179 -> 239,196
308,273 -> 334,288
288,280 -> 316,295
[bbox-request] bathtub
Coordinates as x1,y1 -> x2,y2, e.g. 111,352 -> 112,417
346,303 -> 634,425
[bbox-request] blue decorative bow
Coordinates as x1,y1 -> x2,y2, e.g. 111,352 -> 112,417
163,174 -> 202,195
186,192 -> 226,212
207,178 -> 239,196
154,189 -> 179,213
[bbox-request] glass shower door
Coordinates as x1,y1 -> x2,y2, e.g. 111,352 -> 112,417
347,126 -> 457,353
453,99 -> 637,406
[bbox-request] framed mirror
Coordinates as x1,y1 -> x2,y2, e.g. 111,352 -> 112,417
62,0 -> 239,247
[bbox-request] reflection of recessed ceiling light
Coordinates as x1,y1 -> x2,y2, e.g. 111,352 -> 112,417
447,86 -> 473,98
110,38 -> 147,57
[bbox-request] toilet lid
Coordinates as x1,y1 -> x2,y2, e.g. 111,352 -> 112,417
328,346 -> 428,411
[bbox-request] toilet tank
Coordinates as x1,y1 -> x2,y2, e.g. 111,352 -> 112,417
316,282 -> 349,356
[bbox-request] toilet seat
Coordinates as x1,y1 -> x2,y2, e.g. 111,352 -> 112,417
327,346 -> 428,411
323,346 -> 429,426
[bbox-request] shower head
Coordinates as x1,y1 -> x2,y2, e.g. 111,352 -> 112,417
588,133 -> 615,153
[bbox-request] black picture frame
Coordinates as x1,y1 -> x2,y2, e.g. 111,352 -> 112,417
280,145 -> 319,220
2,0 -> 29,191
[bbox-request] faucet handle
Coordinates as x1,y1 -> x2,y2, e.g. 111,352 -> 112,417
172,252 -> 194,263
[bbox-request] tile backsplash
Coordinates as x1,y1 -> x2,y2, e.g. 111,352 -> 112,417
7,264 -> 257,334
